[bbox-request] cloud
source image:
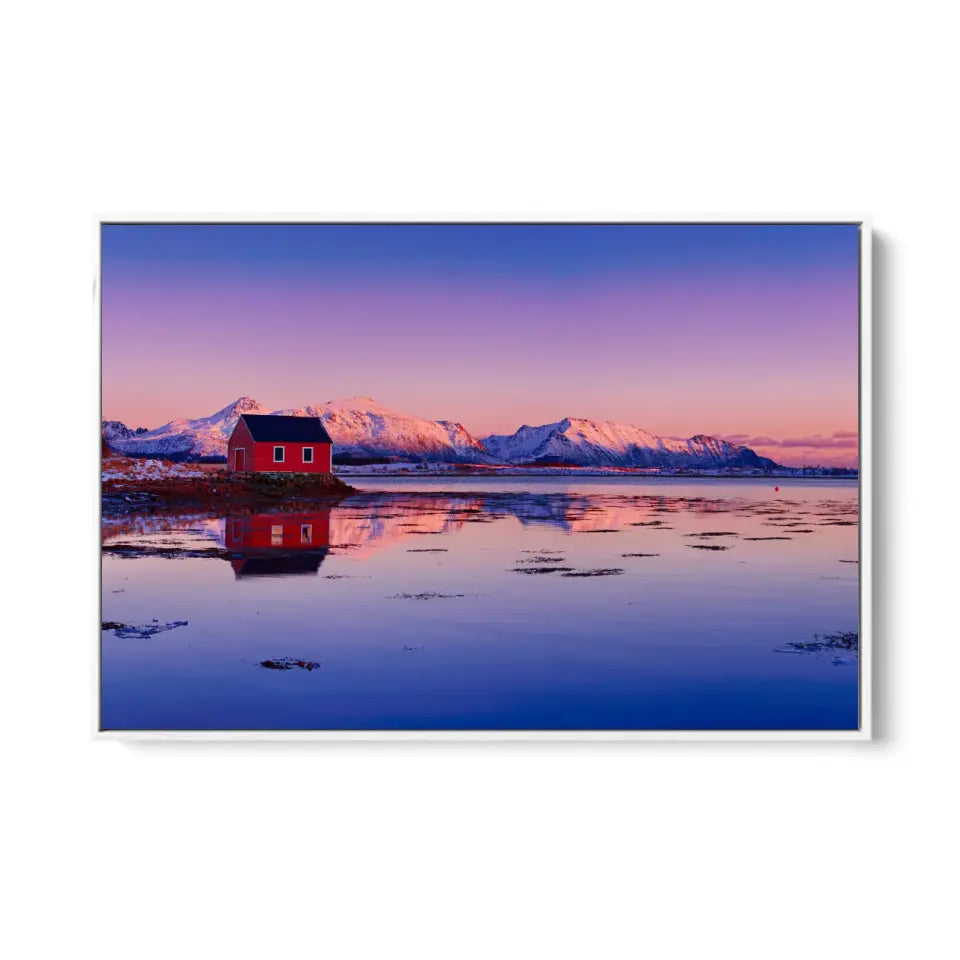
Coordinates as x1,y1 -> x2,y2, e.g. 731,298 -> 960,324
678,429 -> 859,465
735,431 -> 858,468
740,430 -> 858,450
779,434 -> 858,449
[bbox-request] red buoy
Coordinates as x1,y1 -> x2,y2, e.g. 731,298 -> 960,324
774,486 -> 779,492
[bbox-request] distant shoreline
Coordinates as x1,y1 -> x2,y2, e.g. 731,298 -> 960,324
334,465 -> 858,480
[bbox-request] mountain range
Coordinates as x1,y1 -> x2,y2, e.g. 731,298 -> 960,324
102,396 -> 780,470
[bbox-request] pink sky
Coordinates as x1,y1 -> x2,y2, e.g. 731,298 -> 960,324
101,224 -> 860,467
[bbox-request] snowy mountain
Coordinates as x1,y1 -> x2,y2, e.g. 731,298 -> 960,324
273,397 -> 491,462
102,420 -> 150,444
102,396 -> 490,462
102,396 -> 779,469
482,417 -> 778,469
104,397 -> 267,460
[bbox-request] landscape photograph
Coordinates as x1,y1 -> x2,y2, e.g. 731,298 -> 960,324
100,221 -> 861,732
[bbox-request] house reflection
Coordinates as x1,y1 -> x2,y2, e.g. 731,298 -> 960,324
225,510 -> 331,578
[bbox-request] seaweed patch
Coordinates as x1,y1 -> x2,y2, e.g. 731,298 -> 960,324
775,631 -> 858,664
683,531 -> 737,538
388,592 -> 466,600
258,658 -> 322,671
103,619 -> 189,638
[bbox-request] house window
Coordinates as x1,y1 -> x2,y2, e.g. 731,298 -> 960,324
301,524 -> 312,543
271,525 -> 283,545
302,447 -> 314,464
273,445 -> 285,463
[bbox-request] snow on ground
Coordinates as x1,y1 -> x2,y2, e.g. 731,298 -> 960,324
334,461 -> 460,475
102,457 -> 207,482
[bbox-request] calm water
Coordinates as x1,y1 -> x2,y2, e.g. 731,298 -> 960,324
101,476 -> 860,731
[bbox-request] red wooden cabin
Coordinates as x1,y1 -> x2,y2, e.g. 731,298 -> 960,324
227,414 -> 333,474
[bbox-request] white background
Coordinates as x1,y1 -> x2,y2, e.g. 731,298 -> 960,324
2,2 -> 957,958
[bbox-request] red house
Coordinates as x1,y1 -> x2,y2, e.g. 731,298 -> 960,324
227,414 -> 333,474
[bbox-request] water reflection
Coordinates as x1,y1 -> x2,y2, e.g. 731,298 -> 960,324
101,488 -> 859,563
225,510 -> 331,578
101,478 -> 860,731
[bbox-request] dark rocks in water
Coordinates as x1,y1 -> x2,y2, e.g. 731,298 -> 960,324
686,544 -> 731,551
406,548 -> 449,553
630,520 -> 666,527
388,592 -> 466,600
103,619 -> 189,638
776,631 -> 859,658
259,658 -> 322,671
579,528 -> 620,534
818,520 -> 857,526
621,553 -> 659,557
516,556 -> 567,564
103,543 -> 230,560
510,566 -> 575,575
683,531 -> 737,538
743,536 -> 792,541
560,568 -> 625,577
839,559 -> 859,563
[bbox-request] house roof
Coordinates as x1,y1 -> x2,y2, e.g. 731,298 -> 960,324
239,414 -> 333,444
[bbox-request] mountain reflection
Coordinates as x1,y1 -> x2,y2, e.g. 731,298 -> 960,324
331,491 -> 752,547
100,490 -> 858,566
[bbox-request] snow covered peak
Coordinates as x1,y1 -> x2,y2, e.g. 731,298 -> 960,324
482,417 -> 777,469
105,396 -> 267,460
102,395 -> 778,469
319,396 -> 396,416
312,399 -> 489,461
212,396 -> 265,418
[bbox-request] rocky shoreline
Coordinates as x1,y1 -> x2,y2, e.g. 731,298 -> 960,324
101,455 -> 355,515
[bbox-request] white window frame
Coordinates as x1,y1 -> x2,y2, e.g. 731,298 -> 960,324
273,445 -> 285,463
301,524 -> 312,543
270,525 -> 283,545
302,446 -> 314,464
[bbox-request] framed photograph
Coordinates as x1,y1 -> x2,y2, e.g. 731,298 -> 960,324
99,219 -> 869,739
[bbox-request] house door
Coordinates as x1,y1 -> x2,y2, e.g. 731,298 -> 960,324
234,448 -> 245,471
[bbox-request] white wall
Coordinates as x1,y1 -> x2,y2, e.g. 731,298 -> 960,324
4,3 -> 955,958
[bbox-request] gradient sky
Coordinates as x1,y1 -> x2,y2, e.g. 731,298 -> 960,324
101,223 -> 860,466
